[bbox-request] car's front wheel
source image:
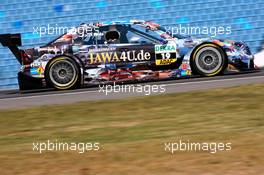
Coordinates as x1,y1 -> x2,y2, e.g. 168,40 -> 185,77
192,43 -> 227,76
45,56 -> 80,90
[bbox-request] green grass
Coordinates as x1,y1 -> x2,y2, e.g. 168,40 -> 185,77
0,84 -> 264,175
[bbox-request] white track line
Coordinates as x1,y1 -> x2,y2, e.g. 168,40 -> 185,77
0,75 -> 263,101
165,75 -> 264,86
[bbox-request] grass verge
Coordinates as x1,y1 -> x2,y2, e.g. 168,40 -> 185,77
0,84 -> 264,175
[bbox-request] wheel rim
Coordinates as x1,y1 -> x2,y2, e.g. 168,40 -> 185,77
49,60 -> 77,87
195,47 -> 223,74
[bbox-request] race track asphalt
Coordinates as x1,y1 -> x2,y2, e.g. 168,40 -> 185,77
0,70 -> 264,110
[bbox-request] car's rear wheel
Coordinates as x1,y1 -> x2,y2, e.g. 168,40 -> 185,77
45,56 -> 80,90
192,43 -> 227,76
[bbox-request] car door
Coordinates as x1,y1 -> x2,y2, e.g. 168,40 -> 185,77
111,25 -> 180,69
79,25 -> 157,67
116,25 -> 157,65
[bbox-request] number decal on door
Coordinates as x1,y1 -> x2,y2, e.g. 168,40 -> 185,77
155,44 -> 178,65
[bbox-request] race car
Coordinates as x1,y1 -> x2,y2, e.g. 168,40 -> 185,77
0,19 -> 255,90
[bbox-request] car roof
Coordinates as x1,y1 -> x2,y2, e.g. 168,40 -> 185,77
95,19 -> 145,26
82,19 -> 161,30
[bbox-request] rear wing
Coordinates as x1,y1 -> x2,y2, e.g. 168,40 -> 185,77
0,33 -> 22,64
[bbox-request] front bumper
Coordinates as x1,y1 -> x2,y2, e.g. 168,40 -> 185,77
227,53 -> 255,71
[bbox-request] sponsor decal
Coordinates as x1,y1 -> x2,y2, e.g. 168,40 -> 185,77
181,70 -> 188,76
30,68 -> 39,75
30,66 -> 44,75
155,44 -> 178,65
186,70 -> 191,76
155,45 -> 176,52
83,50 -> 151,64
181,63 -> 188,70
88,47 -> 116,52
37,66 -> 44,74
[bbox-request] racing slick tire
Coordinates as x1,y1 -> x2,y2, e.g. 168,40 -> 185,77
45,56 -> 81,90
192,43 -> 227,76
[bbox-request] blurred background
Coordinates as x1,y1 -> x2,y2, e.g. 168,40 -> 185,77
0,0 -> 263,89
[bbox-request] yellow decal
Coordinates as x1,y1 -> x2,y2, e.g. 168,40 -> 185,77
155,58 -> 177,65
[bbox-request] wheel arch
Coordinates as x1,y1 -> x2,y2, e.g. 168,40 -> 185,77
189,41 -> 228,75
44,54 -> 85,88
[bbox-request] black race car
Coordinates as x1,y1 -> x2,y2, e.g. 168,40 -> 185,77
0,20 -> 255,90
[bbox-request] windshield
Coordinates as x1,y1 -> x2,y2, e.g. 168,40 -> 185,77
131,24 -> 167,41
131,24 -> 189,40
